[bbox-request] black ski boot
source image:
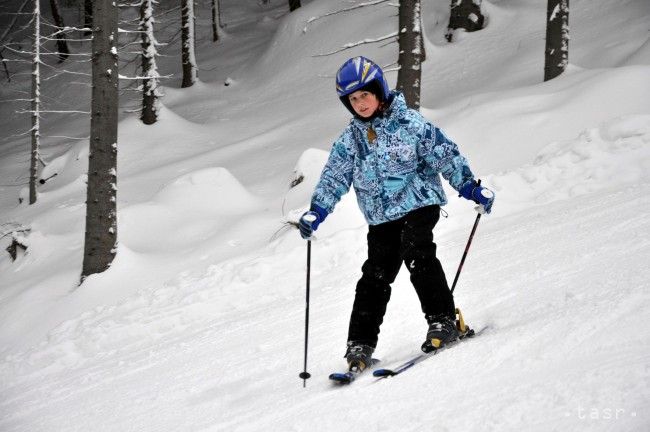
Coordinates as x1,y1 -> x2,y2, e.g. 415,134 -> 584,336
345,343 -> 374,373
421,314 -> 459,353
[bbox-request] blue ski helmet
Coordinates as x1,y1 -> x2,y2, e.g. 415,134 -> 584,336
336,56 -> 390,111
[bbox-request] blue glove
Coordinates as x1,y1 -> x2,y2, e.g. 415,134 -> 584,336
299,204 -> 328,239
459,180 -> 495,214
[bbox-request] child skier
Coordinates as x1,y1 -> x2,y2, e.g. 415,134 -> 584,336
299,56 -> 495,373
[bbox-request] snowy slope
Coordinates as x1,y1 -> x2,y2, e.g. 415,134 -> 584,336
1,0 -> 650,430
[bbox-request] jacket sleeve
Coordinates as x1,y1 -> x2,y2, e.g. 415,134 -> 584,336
311,128 -> 355,213
419,121 -> 474,192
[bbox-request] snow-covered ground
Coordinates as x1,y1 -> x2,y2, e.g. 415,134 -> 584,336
1,0 -> 649,430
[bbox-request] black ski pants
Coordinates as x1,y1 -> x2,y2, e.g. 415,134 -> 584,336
347,205 -> 455,348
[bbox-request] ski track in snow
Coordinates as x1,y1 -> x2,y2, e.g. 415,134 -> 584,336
1,184 -> 649,431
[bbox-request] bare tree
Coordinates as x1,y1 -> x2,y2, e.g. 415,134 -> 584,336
48,0 -> 70,62
181,0 -> 197,88
289,0 -> 301,12
397,0 -> 423,110
30,0 -> 42,205
544,0 -> 569,81
82,0 -> 119,281
1,1 -> 91,204
446,0 -> 485,42
140,0 -> 161,124
0,0 -> 31,81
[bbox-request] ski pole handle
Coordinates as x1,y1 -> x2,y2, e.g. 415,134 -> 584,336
301,213 -> 318,241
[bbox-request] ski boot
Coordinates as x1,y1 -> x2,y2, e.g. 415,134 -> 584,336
345,343 -> 374,373
421,314 -> 459,353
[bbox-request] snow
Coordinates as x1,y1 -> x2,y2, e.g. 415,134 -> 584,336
550,4 -> 561,22
0,0 -> 649,431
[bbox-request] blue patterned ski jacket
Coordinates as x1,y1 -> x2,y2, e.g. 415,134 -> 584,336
312,91 -> 475,225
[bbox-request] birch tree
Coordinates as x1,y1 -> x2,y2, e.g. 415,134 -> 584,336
0,0 -> 30,81
140,0 -> 161,124
544,0 -> 569,81
30,0 -> 42,205
82,0 -> 119,281
2,1 -> 92,204
446,0 -> 485,42
181,0 -> 197,88
397,0 -> 423,110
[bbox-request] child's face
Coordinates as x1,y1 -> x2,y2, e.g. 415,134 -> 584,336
348,90 -> 380,118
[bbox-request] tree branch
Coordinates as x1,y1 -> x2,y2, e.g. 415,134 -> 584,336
313,32 -> 398,57
304,0 -> 392,32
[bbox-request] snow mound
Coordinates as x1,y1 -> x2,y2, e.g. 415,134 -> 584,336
284,148 -> 365,239
283,148 -> 328,216
120,168 -> 262,252
153,167 -> 260,213
425,65 -> 650,175
487,115 -> 650,212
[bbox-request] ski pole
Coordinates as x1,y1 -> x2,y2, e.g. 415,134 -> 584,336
451,180 -> 483,294
299,235 -> 315,387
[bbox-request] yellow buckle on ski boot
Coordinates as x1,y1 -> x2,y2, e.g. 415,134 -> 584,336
455,308 -> 468,335
455,308 -> 476,339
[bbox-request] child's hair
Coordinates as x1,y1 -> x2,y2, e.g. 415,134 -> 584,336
357,80 -> 384,101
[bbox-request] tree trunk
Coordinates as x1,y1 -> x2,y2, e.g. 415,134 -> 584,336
544,0 -> 569,81
30,0 -> 41,205
140,0 -> 159,124
446,0 -> 485,42
181,0 -> 197,88
211,0 -> 219,42
1,51 -> 10,81
397,0 -> 423,110
289,0 -> 301,12
84,0 -> 92,35
49,0 -> 70,62
82,0 -> 119,281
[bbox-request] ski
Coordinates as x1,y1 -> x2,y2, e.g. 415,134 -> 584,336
373,326 -> 487,379
329,359 -> 380,385
328,371 -> 358,385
